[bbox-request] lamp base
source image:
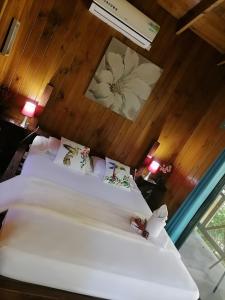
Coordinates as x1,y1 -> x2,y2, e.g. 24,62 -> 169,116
143,172 -> 157,184
143,171 -> 152,181
20,116 -> 29,128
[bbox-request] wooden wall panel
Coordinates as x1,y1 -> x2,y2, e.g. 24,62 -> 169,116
158,0 -> 225,53
158,0 -> 201,18
165,83 -> 225,215
0,0 -> 225,215
0,0 -> 27,81
191,3 -> 225,53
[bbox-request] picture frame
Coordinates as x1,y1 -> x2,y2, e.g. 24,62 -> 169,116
85,38 -> 162,121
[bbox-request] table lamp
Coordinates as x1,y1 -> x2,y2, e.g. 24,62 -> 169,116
144,159 -> 160,181
20,100 -> 37,128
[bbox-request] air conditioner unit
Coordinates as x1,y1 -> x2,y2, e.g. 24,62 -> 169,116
89,0 -> 160,50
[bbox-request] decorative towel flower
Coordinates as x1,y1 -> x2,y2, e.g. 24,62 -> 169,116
90,47 -> 162,120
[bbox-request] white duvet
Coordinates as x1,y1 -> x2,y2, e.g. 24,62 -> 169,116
0,175 -> 199,300
0,175 -> 151,242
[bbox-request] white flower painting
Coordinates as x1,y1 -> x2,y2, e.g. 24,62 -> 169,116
85,38 -> 162,121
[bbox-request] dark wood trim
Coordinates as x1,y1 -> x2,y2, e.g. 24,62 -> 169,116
217,58 -> 225,67
176,0 -> 224,35
0,276 -> 103,299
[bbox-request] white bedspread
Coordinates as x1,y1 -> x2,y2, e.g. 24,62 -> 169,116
20,151 -> 178,250
0,176 -> 150,241
0,175 -> 171,249
0,176 -> 199,300
21,151 -> 149,213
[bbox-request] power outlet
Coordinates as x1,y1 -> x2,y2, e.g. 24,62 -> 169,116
220,120 -> 225,129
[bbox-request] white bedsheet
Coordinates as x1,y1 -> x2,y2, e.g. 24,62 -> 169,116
0,176 -> 199,300
0,176 -> 173,250
20,151 -> 177,249
0,150 -> 199,299
21,151 -> 149,213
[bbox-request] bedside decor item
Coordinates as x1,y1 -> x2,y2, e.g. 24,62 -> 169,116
145,204 -> 168,238
134,141 -> 160,180
130,205 -> 168,239
144,159 -> 160,181
20,99 -> 37,128
1,18 -> 20,55
85,38 -> 162,121
159,163 -> 173,175
130,217 -> 149,239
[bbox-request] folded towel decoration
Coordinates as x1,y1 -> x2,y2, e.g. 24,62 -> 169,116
146,205 -> 168,238
130,205 -> 168,239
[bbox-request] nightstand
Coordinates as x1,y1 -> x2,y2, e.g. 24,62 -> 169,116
0,118 -> 35,176
135,176 -> 166,211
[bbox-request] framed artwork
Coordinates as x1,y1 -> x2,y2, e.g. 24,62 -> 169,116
85,38 -> 162,121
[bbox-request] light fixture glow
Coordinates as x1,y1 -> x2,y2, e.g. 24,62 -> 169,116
148,160 -> 160,174
21,101 -> 36,117
20,100 -> 37,128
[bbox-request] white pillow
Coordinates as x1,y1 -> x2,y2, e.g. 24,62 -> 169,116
54,137 -> 92,174
92,156 -> 105,179
48,136 -> 60,156
30,136 -> 49,153
103,157 -> 131,190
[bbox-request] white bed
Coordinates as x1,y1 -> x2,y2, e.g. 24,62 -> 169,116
21,150 -> 150,214
0,145 -> 199,300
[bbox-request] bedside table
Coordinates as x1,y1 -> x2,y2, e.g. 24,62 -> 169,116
0,118 -> 35,176
135,176 -> 166,211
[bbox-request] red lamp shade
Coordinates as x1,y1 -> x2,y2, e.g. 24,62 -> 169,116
148,160 -> 160,174
21,100 -> 37,117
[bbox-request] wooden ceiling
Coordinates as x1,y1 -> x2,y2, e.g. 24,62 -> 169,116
158,0 -> 225,54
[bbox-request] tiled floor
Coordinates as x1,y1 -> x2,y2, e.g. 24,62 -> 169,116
180,229 -> 225,300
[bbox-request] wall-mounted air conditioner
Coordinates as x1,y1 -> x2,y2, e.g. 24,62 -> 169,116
89,0 -> 160,50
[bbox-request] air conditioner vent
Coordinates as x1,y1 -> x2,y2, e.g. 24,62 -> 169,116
90,0 -> 160,50
102,0 -> 118,11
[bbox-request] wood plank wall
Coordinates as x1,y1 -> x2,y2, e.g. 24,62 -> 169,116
158,0 -> 201,18
164,83 -> 225,214
158,0 -> 225,53
0,0 -> 224,215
